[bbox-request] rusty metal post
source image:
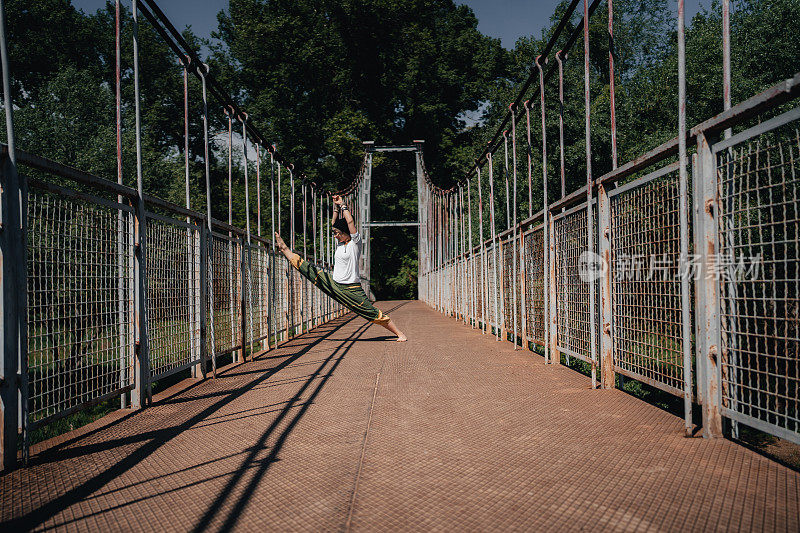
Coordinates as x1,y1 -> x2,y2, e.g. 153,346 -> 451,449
487,153 -> 501,341
548,212 -> 558,364
477,166 -> 487,334
697,130 -> 723,438
503,132 -> 511,231
599,183 -> 614,388
509,104 -> 520,349
519,228 -> 530,351
467,178 -> 475,328
524,101 -> 533,218
584,0 -> 598,388
556,50 -> 566,200
535,56 -> 551,363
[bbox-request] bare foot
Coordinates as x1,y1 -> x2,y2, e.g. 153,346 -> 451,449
274,232 -> 288,252
396,334 -> 407,342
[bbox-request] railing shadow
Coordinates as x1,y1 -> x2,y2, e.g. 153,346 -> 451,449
5,312 -> 364,530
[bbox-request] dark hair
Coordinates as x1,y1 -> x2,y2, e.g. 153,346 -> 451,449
333,218 -> 350,236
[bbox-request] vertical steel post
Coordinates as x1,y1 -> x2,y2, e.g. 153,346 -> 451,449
302,182 -> 307,332
535,56 -> 551,363
524,102 -> 533,218
0,0 -> 24,469
556,51 -> 566,200
601,3 -> 618,387
131,0 -> 151,407
503,132 -> 511,231
549,212 -> 558,363
225,108 -> 238,362
477,167 -> 487,334
199,64 -> 216,378
488,153 -> 501,341
584,0 -> 598,388
722,0 -> 731,141
115,0 -> 129,407
241,115 -> 254,361
289,167 -> 295,337
182,56 -> 201,379
467,178 -> 475,328
677,0 -> 694,436
697,130 -> 723,438
599,183 -> 614,387
510,104 -> 519,349
608,0 -> 618,169
269,150 -> 276,347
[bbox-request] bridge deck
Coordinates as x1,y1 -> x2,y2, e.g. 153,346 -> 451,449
2,301 -> 798,531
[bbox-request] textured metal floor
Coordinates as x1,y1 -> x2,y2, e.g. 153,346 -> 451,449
2,300 -> 798,531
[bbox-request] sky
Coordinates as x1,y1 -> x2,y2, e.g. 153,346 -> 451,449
73,0 -> 711,52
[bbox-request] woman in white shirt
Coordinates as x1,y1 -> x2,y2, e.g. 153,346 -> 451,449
274,194 -> 407,341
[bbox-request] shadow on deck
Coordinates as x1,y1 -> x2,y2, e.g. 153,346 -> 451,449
1,300 -> 798,531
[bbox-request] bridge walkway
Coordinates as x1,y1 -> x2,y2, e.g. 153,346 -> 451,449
1,301 -> 798,531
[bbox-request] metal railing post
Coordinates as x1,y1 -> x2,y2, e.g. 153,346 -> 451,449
697,131 -> 723,438
198,224 -> 208,379
131,0 -> 151,408
599,184 -> 615,388
548,212 -> 559,364
0,0 -> 25,471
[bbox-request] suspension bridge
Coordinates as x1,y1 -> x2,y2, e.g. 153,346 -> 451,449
1,0 -> 799,530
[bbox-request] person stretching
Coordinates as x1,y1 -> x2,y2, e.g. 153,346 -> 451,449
274,194 -> 407,342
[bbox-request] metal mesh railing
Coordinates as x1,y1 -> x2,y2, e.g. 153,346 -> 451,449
146,214 -> 201,380
553,205 -> 593,363
501,238 -> 516,336
610,167 -> 687,395
208,232 -> 242,356
716,111 -> 800,442
523,226 -> 546,345
26,185 -> 136,426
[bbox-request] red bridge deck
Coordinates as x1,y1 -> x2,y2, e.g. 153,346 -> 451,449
2,301 -> 798,531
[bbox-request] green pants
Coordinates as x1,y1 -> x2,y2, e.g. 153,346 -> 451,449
290,256 -> 391,326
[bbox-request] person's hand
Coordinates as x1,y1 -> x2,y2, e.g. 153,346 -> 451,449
332,194 -> 343,206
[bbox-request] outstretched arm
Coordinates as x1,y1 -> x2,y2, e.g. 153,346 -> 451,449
333,195 -> 357,234
331,195 -> 339,226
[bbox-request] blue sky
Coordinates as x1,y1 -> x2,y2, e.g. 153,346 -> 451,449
73,0 -> 710,52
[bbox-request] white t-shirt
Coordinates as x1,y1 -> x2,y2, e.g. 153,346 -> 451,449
333,232 -> 362,284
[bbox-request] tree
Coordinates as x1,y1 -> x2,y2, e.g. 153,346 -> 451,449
215,0 -> 509,298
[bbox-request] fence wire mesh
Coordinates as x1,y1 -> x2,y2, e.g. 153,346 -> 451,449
716,115 -> 800,442
610,169 -> 688,395
208,232 -> 242,356
523,227 -> 546,345
145,214 -> 201,380
501,238 -> 516,336
26,186 -> 136,425
553,205 -> 595,363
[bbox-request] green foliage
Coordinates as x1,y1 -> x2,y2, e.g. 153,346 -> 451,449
215,0 -> 508,298
5,0 -> 799,299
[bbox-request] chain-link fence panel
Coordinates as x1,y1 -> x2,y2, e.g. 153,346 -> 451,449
610,166 -> 688,396
715,110 -> 800,444
145,213 -> 201,380
207,232 -> 242,356
26,185 -> 135,426
553,203 -> 600,365
523,226 -> 546,345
